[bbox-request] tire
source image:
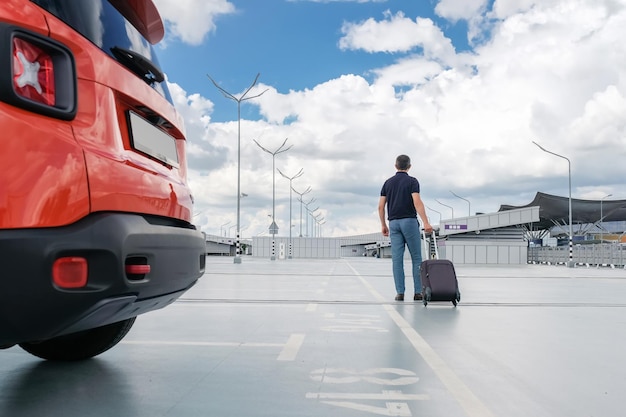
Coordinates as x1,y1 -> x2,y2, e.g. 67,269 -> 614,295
19,317 -> 136,361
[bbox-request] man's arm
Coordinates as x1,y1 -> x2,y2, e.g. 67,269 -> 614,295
378,196 -> 389,236
412,192 -> 433,233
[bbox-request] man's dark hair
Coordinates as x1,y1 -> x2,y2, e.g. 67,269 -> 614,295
395,155 -> 411,170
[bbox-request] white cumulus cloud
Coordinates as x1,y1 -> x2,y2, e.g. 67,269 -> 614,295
167,0 -> 626,236
153,0 -> 236,45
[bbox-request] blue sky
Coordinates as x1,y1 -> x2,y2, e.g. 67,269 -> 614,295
151,0 -> 626,238
158,0 -> 472,121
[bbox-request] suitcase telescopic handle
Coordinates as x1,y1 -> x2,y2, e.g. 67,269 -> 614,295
421,228 -> 440,260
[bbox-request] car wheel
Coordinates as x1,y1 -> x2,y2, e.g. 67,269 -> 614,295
19,317 -> 136,361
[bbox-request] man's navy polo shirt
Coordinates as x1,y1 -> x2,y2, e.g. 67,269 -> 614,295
380,171 -> 420,220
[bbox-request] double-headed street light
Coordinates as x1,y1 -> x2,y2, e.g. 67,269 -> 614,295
254,138 -> 292,260
208,73 -> 267,264
301,197 -> 316,237
315,217 -> 325,237
305,204 -> 319,237
278,168 -> 304,259
292,187 -> 312,237
312,212 -> 323,238
318,220 -> 326,237
532,140 -> 574,267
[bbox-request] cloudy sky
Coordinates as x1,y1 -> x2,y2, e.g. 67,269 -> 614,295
152,0 -> 626,238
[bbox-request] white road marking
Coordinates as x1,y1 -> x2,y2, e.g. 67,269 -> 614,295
322,313 -> 388,333
306,303 -> 318,312
172,303 -> 303,308
341,313 -> 381,318
121,340 -> 283,347
321,325 -> 388,333
318,401 -> 412,417
310,367 -> 419,385
345,261 -> 495,417
306,391 -> 423,417
277,333 -> 306,361
122,332 -> 305,361
306,391 -> 428,401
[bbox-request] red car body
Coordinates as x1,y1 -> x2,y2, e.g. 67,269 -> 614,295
0,0 -> 206,360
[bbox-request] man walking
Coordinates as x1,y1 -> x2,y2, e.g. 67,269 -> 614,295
378,155 -> 433,301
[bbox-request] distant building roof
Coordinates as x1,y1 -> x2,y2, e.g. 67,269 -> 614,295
498,192 -> 626,230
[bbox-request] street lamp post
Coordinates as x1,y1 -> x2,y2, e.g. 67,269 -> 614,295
254,138 -> 292,260
312,213 -> 323,238
278,168 -> 304,259
435,199 -> 454,219
317,217 -> 325,237
532,141 -> 574,268
208,74 -> 267,264
220,220 -> 230,237
292,187 -> 312,237
450,190 -> 471,217
305,204 -> 319,237
318,220 -> 326,237
301,198 -> 316,237
426,206 -> 442,226
600,193 -> 613,265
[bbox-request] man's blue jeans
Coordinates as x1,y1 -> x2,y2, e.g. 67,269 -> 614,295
389,217 -> 423,295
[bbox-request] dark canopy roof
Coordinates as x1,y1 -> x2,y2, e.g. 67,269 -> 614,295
499,192 -> 626,229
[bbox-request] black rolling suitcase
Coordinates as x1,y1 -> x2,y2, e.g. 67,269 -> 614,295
420,230 -> 461,306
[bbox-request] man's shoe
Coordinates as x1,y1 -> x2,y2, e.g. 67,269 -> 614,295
414,293 -> 423,301
395,294 -> 404,301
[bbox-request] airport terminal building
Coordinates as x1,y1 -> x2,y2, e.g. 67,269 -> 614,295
206,193 -> 626,266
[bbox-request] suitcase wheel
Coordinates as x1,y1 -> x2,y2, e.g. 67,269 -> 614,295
423,287 -> 432,306
451,289 -> 461,306
424,287 -> 432,301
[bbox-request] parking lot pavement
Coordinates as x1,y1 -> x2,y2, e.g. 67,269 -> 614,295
2,257 -> 626,417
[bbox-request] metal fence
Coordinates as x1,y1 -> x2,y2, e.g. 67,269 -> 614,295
528,244 -> 626,267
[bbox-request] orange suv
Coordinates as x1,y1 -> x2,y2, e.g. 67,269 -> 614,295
0,0 -> 206,360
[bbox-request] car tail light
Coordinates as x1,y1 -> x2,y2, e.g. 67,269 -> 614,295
125,264 -> 151,275
53,257 -> 88,289
13,37 -> 56,106
125,256 -> 151,281
0,24 -> 76,119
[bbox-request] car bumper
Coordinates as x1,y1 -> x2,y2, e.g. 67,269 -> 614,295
0,212 -> 206,345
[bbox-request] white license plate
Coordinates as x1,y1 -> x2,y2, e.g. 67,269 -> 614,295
128,111 -> 179,168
